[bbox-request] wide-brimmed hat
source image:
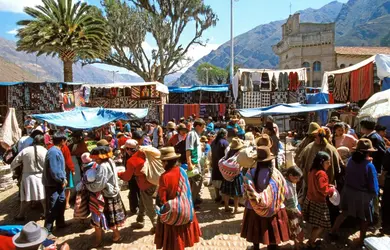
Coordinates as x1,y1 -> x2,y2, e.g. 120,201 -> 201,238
121,139 -> 138,149
90,146 -> 113,160
116,132 -> 124,138
255,134 -> 273,148
353,138 -> 377,152
307,122 -> 320,135
97,139 -> 109,146
200,136 -> 208,143
330,116 -> 341,122
12,221 -> 48,248
159,147 -> 181,161
166,121 -> 176,129
257,146 -> 275,162
230,137 -> 245,150
176,123 -> 188,132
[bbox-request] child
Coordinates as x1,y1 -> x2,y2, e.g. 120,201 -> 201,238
284,165 -> 304,249
303,151 -> 335,249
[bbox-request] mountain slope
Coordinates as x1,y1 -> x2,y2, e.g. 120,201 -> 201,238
174,1 -> 344,86
0,56 -> 36,82
0,37 -> 143,83
335,0 -> 390,46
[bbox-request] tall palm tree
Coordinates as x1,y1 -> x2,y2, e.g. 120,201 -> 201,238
16,0 -> 111,82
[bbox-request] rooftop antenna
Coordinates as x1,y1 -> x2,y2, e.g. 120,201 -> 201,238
290,2 -> 292,15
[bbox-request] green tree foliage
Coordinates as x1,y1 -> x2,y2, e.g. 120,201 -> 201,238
196,63 -> 228,84
16,0 -> 111,82
99,0 -> 218,83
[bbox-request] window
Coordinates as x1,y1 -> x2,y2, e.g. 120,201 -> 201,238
313,61 -> 321,72
302,62 -> 310,72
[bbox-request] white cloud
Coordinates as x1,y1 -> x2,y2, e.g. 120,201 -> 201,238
6,29 -> 18,35
0,0 -> 86,13
179,43 -> 220,72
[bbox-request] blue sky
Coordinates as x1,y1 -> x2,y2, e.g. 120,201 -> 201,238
0,0 -> 348,74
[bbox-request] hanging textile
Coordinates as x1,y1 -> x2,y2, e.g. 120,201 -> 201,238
271,73 -> 277,91
288,90 -> 298,103
219,104 -> 226,117
271,91 -> 288,105
261,92 -> 271,107
350,62 -> 374,102
298,88 -> 306,104
242,92 -> 262,108
164,105 -> 185,125
333,73 -> 350,102
260,72 -> 271,91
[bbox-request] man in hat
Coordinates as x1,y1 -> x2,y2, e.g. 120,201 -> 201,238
206,117 -> 214,133
261,116 -> 279,138
263,121 -> 280,167
227,115 -> 245,139
43,134 -> 68,233
118,139 -> 157,233
361,120 -> 386,173
294,122 -> 320,164
165,121 -> 177,143
186,118 -> 206,209
116,132 -> 128,149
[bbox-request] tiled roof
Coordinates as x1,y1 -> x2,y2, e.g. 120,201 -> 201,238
335,46 -> 390,56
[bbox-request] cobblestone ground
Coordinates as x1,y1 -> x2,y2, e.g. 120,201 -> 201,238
0,185 -> 385,250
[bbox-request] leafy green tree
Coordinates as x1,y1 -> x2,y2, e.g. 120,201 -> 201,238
98,0 -> 218,83
16,0 -> 111,82
197,63 -> 228,84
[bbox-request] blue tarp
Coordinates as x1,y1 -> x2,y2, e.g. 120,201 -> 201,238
32,107 -> 148,129
238,103 -> 346,118
382,78 -> 390,91
168,84 -> 229,93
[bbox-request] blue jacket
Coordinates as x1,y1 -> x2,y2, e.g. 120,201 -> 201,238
43,146 -> 66,187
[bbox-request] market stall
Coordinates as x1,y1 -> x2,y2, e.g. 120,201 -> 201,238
81,82 -> 168,122
165,84 -> 230,124
232,68 -> 308,109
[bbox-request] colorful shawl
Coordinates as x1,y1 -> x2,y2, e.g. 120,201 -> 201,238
157,167 -> 194,225
243,168 -> 288,217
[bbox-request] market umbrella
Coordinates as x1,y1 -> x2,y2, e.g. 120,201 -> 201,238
357,89 -> 390,120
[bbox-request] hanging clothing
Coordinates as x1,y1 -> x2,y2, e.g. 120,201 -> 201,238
350,62 -> 374,102
271,73 -> 277,91
333,73 -> 350,102
260,72 -> 271,91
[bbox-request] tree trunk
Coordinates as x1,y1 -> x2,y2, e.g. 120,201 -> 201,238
63,60 -> 73,82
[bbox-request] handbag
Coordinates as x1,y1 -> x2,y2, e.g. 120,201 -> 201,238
218,153 -> 241,182
243,168 -> 287,217
157,167 -> 194,226
73,188 -> 90,219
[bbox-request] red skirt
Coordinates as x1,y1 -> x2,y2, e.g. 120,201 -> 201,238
241,208 -> 290,245
155,213 -> 202,250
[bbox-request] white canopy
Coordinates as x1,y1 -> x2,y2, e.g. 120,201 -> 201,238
357,89 -> 390,119
232,67 -> 308,101
82,81 -> 169,94
376,54 -> 390,80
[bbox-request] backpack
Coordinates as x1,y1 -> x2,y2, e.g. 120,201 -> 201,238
139,146 -> 165,186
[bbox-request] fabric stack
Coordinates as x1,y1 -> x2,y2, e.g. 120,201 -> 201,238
0,162 -> 15,192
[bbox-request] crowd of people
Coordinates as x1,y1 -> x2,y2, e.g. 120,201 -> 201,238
2,112 -> 390,250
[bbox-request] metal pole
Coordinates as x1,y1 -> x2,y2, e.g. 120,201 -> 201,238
206,69 -> 209,85
230,0 -> 234,85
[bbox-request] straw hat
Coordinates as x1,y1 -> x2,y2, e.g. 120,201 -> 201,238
257,146 -> 275,162
97,139 -> 109,146
230,137 -> 245,150
176,123 -> 188,132
307,122 -> 320,135
200,136 -> 208,143
116,132 -> 124,138
166,121 -> 176,129
12,221 -> 48,248
159,147 -> 181,161
329,116 -> 341,122
121,139 -> 138,149
255,134 -> 273,148
353,138 -> 377,152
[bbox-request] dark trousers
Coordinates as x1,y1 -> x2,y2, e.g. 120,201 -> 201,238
44,186 -> 66,232
382,178 -> 390,228
128,176 -> 140,213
